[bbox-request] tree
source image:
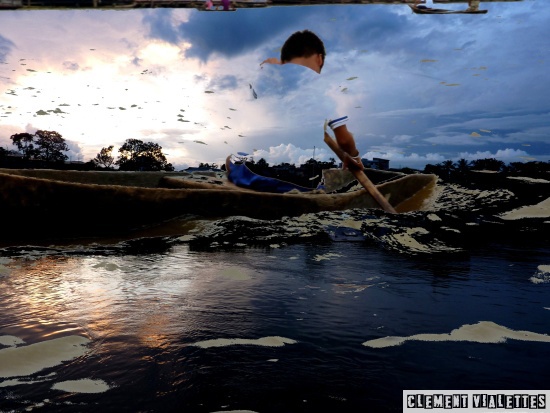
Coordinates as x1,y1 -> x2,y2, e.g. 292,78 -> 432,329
10,132 -> 38,160
470,158 -> 505,172
10,130 -> 68,162
92,146 -> 115,169
0,147 -> 16,159
455,158 -> 471,174
256,158 -> 269,169
116,139 -> 173,171
34,130 -> 68,162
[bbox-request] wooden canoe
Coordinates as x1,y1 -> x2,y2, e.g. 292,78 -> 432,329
409,4 -> 487,14
0,168 -> 437,241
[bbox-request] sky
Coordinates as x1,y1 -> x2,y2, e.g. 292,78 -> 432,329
0,1 -> 549,170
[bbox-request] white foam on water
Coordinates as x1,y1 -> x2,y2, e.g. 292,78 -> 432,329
530,264 -> 550,284
427,213 -> 442,222
333,283 -> 374,294
210,410 -> 259,413
507,176 -> 550,184
190,336 -> 297,349
0,335 -> 90,378
362,321 -> 550,348
499,197 -> 550,220
92,262 -> 120,271
220,267 -> 251,281
0,335 -> 25,347
313,252 -> 343,262
393,228 -> 431,252
52,378 -> 111,394
0,373 -> 56,388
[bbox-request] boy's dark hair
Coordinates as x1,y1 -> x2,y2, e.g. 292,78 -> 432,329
280,30 -> 326,64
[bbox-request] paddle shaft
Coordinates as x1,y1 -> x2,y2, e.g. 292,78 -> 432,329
324,132 -> 397,213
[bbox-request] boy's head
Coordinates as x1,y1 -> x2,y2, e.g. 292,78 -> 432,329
280,30 -> 326,73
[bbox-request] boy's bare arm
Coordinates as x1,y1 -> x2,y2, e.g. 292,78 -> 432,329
260,58 -> 282,66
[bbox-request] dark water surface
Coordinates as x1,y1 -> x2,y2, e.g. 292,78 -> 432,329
1,239 -> 549,412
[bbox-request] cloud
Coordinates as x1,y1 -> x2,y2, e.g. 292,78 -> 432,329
1,4 -> 549,171
253,143 -> 331,166
143,8 -> 308,62
0,34 -> 14,64
63,61 -> 80,71
458,148 -> 530,162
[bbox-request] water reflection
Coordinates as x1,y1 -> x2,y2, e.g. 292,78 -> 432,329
1,240 -> 549,411
0,246 -> 272,355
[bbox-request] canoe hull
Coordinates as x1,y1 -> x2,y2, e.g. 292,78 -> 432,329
0,169 -> 437,241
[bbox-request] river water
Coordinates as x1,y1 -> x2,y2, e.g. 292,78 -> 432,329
1,228 -> 549,412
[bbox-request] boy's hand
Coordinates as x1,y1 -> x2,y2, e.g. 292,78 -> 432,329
343,154 -> 365,171
260,58 -> 282,67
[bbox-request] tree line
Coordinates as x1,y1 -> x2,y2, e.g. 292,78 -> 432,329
423,158 -> 550,181
1,131 -> 173,171
1,129 -> 548,178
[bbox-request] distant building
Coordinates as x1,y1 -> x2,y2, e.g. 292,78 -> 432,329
370,157 -> 390,170
340,157 -> 390,170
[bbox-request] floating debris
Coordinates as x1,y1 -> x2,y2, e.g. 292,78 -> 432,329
363,321 -> 550,348
190,336 -> 297,349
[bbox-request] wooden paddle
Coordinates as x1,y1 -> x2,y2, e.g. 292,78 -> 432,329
324,131 -> 397,213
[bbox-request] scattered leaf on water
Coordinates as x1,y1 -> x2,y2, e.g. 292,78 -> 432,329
445,83 -> 460,87
341,87 -> 348,93
229,108 -> 236,111
421,59 -> 438,63
347,76 -> 358,81
204,90 -> 214,94
36,110 -> 48,115
194,140 -> 207,145
119,107 -> 126,110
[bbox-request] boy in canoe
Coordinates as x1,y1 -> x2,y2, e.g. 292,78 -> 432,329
261,30 -> 364,170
